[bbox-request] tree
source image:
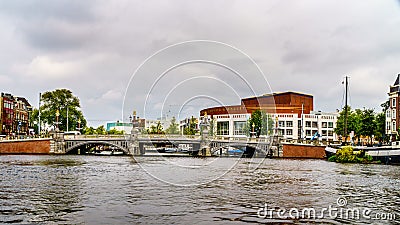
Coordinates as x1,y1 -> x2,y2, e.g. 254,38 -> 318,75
83,126 -> 96,135
149,125 -> 156,134
165,117 -> 179,134
248,110 -> 262,137
248,110 -> 273,137
261,112 -> 274,136
107,128 -> 124,135
31,89 -> 87,132
375,112 -> 386,143
360,108 -> 376,145
156,121 -> 164,134
381,100 -> 390,112
184,117 -> 197,135
334,106 -> 362,142
209,118 -> 216,137
95,125 -> 106,135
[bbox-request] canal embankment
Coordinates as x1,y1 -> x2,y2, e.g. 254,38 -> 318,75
282,143 -> 326,159
0,139 -> 52,154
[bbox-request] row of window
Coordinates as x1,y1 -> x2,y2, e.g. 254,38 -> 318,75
216,121 -> 335,136
277,121 -> 334,128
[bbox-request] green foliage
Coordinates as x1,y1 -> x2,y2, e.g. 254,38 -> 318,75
335,106 -> 387,145
165,117 -> 179,134
107,128 -> 124,135
184,117 -> 197,135
83,126 -> 95,135
147,121 -> 165,134
374,112 -> 387,143
332,146 -> 374,163
335,146 -> 357,163
95,125 -> 106,135
248,110 -> 274,137
31,89 -> 87,132
209,118 -> 215,137
334,106 -> 362,140
360,108 -> 376,145
328,155 -> 336,162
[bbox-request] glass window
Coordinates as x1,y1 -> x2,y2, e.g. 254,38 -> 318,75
393,122 -> 396,132
286,121 -> 293,127
393,109 -> 396,119
305,121 -> 311,127
322,122 -> 327,128
278,121 -> 285,127
393,98 -> 396,107
233,121 -> 246,136
312,122 -> 318,128
286,129 -> 293,136
306,130 -> 311,136
328,130 -> 333,136
328,122 -> 334,128
217,121 -> 229,136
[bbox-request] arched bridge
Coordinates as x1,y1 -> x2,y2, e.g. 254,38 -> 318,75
61,135 -> 276,156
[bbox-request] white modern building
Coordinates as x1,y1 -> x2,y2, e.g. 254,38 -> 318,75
200,91 -> 339,141
204,111 -> 338,141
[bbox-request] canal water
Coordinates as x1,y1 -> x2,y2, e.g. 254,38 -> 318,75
0,155 -> 399,224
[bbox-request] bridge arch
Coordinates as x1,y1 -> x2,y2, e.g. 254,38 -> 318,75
65,141 -> 130,154
210,142 -> 272,157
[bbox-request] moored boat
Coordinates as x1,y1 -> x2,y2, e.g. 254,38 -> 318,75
325,142 -> 400,164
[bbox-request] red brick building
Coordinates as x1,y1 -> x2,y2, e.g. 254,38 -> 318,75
200,91 -> 313,117
0,93 -> 32,136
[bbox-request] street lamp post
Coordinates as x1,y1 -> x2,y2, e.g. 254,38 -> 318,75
250,122 -> 256,138
77,118 -> 82,133
55,109 -> 60,131
66,104 -> 69,132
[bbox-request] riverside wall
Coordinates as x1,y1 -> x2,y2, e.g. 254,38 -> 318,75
0,139 -> 51,154
282,143 -> 326,159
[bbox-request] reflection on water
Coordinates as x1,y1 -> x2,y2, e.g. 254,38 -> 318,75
0,155 -> 399,224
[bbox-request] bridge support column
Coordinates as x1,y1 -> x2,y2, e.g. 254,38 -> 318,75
50,132 -> 66,154
129,119 -> 142,155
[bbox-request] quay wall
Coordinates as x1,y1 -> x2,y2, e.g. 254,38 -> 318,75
282,143 -> 326,159
0,139 -> 51,154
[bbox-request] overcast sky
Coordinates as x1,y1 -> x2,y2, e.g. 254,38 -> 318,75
1,0 -> 400,127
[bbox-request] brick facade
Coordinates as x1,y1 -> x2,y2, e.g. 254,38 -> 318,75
282,143 -> 326,159
0,139 -> 51,154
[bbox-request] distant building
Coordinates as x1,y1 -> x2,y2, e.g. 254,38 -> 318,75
106,122 -> 132,133
145,116 -> 171,131
200,91 -> 338,141
386,74 -> 400,140
0,93 -> 32,136
179,117 -> 199,135
106,119 -> 145,133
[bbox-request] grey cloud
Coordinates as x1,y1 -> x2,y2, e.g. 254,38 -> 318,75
1,0 -> 400,127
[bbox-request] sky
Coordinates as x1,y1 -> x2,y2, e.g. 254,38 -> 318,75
0,0 -> 400,127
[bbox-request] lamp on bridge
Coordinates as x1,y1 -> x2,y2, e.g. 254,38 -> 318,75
55,109 -> 60,131
250,122 -> 256,138
77,118 -> 82,132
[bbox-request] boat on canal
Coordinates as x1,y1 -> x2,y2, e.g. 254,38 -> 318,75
325,142 -> 400,164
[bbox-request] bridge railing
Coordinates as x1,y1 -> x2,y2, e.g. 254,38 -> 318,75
64,134 -> 127,139
212,136 -> 270,143
63,134 -> 202,140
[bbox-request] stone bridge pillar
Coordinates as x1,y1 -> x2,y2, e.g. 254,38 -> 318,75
50,131 -> 66,154
128,113 -> 141,156
199,113 -> 211,156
